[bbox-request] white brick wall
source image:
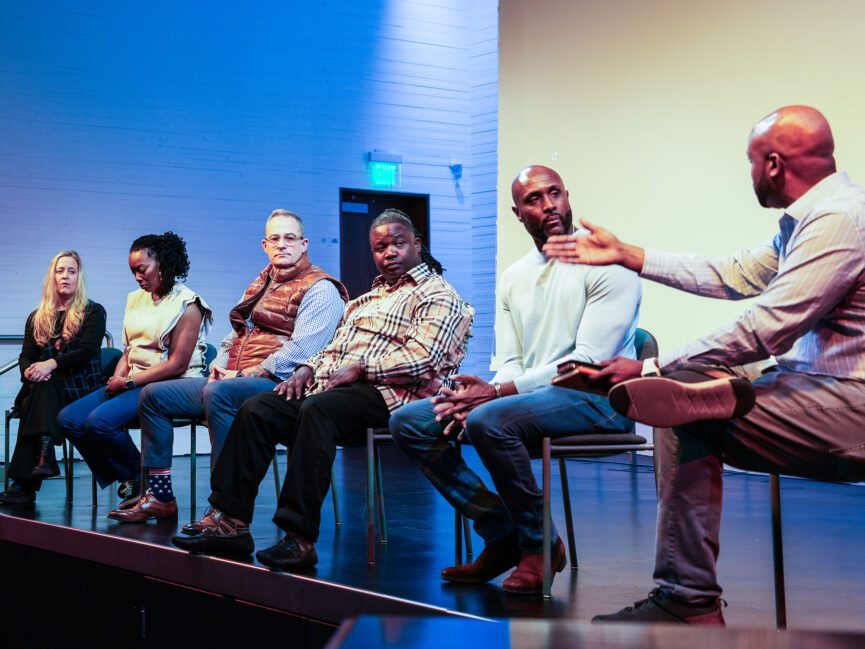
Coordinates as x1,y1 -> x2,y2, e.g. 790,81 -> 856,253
0,1 -> 498,460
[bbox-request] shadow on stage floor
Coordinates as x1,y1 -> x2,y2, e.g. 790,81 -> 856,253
0,446 -> 863,634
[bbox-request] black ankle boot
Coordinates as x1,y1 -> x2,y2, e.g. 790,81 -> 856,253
32,435 -> 60,479
0,483 -> 36,504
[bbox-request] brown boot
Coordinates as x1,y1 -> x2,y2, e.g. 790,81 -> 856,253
441,532 -> 521,584
501,537 -> 567,594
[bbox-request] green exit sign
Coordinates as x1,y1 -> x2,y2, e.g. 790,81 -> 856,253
368,160 -> 401,188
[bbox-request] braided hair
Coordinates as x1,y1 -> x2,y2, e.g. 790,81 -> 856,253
369,209 -> 444,274
130,231 -> 190,295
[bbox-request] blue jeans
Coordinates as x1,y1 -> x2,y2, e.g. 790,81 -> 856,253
391,386 -> 632,553
58,387 -> 142,488
138,376 -> 278,468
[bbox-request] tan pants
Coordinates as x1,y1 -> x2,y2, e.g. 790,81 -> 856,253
653,365 -> 865,603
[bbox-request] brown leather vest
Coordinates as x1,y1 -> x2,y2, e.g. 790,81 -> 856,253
225,255 -> 348,373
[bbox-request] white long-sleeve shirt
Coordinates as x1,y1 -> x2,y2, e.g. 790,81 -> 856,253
493,247 -> 642,393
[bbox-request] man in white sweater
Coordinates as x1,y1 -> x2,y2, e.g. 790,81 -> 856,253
390,165 -> 642,594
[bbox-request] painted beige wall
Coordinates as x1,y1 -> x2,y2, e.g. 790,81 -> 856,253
498,0 -> 865,361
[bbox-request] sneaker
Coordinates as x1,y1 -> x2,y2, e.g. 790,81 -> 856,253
608,375 -> 755,427
593,588 -> 726,625
117,477 -> 141,501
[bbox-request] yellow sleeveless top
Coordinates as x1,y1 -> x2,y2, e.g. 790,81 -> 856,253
122,284 -> 212,378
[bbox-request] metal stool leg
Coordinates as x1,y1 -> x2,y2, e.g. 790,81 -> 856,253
454,509 -> 464,566
558,458 -> 578,570
331,464 -> 340,527
271,455 -> 281,500
91,474 -> 97,508
463,515 -> 473,562
374,445 -> 387,544
190,422 -> 196,515
62,441 -> 70,502
4,410 -> 11,490
453,438 -> 472,564
542,437 -> 552,599
67,443 -> 75,503
366,428 -> 376,565
770,473 -> 787,630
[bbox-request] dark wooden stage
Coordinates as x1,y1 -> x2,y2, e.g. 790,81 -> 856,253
0,446 -> 863,645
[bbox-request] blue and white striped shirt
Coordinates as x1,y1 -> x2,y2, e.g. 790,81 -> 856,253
213,280 -> 345,381
643,172 -> 865,379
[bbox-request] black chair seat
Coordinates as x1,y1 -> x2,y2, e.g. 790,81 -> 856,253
549,433 -> 647,447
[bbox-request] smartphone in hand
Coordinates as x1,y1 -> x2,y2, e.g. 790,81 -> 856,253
551,360 -> 610,396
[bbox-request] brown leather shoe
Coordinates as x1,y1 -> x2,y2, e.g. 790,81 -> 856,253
501,537 -> 567,594
180,506 -> 219,535
441,533 -> 521,584
108,491 -> 178,524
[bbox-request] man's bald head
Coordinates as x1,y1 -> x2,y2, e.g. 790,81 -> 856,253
510,165 -> 574,250
747,105 -> 837,208
511,165 -> 565,203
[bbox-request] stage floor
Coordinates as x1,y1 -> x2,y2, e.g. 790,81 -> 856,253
0,446 -> 863,630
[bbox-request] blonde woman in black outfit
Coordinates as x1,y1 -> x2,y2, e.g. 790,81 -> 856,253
0,250 -> 106,504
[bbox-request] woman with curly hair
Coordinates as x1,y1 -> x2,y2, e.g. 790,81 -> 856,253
0,251 -> 106,504
59,232 -> 211,517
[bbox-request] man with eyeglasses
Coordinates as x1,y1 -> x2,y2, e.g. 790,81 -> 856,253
109,209 -> 348,523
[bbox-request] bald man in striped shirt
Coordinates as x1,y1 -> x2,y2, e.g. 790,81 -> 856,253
545,105 -> 865,625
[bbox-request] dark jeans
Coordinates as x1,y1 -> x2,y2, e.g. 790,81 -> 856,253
654,366 -> 865,604
209,382 -> 390,543
390,385 -> 633,553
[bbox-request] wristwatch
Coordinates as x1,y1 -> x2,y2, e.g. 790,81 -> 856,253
124,379 -> 136,391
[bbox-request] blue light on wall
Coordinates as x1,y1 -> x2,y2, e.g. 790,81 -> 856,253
367,151 -> 402,189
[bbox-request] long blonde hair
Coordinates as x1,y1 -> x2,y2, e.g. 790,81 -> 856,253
32,250 -> 89,345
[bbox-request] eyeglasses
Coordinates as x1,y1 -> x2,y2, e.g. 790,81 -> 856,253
265,234 -> 304,246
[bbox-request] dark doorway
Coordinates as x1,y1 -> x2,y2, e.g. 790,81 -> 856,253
339,189 -> 430,299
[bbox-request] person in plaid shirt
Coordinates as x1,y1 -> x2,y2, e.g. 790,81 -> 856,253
173,209 -> 474,569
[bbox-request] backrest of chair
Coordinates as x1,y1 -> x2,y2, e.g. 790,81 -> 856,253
101,347 -> 123,380
634,327 -> 658,361
202,342 -> 218,376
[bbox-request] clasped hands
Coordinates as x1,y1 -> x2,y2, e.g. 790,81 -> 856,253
208,364 -> 268,384
431,374 -> 498,438
429,357 -> 649,439
23,359 -> 57,383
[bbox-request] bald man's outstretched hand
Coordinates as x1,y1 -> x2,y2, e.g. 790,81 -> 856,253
543,219 -> 646,273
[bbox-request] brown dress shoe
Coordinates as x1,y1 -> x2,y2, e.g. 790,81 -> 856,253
441,533 -> 521,584
108,491 -> 178,524
501,537 -> 567,594
180,506 -> 219,535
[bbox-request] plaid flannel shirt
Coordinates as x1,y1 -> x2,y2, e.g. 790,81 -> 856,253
303,263 -> 474,412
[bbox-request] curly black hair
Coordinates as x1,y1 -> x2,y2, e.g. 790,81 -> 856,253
130,231 -> 190,295
369,209 -> 444,274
